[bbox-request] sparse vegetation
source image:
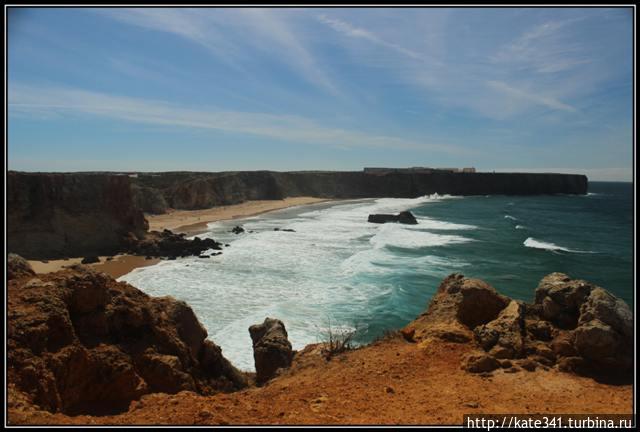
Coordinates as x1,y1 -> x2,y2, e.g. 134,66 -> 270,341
317,320 -> 358,360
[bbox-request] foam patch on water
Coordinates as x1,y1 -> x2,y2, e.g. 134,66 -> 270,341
523,237 -> 595,254
504,215 -> 518,221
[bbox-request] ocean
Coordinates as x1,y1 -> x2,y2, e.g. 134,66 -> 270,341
120,181 -> 634,371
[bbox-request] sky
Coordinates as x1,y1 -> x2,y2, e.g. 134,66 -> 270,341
6,7 -> 634,181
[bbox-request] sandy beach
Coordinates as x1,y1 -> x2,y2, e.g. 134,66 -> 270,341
146,197 -> 332,234
27,197 -> 332,278
28,255 -> 161,279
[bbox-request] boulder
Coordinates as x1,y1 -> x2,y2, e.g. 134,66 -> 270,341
249,318 -> 294,384
462,352 -> 500,373
81,256 -> 100,265
231,226 -> 245,234
535,272 -> 593,328
401,274 -> 509,344
474,300 -> 525,359
8,253 -> 35,280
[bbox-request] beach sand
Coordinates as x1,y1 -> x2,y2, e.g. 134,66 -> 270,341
27,197 -> 332,278
28,255 -> 161,279
146,196 -> 331,234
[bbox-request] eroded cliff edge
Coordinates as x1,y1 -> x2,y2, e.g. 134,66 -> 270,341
7,256 -> 632,425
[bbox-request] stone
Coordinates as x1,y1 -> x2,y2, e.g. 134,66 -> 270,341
462,352 -> 500,373
81,256 -> 100,264
249,318 -> 294,384
231,226 -> 245,234
474,300 -> 525,359
8,253 -> 35,280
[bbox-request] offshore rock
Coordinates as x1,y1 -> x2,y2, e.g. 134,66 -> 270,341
368,211 -> 418,225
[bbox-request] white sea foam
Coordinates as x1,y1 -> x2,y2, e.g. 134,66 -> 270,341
370,223 -> 473,250
504,215 -> 518,221
515,225 -> 526,230
120,195 -> 472,371
523,237 -> 595,254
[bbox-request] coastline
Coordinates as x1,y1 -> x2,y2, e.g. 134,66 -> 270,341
146,196 -> 333,234
27,197 -> 334,278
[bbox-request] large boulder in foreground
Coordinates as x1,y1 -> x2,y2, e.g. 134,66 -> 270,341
368,211 -> 418,225
405,272 -> 632,382
249,318 -> 294,385
402,274 -> 510,343
7,265 -> 246,415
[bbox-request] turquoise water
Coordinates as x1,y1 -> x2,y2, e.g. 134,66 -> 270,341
121,182 -> 633,371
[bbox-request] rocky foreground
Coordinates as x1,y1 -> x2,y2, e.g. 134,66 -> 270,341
7,256 -> 632,425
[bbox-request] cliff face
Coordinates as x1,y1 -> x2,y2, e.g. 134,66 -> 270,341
133,171 -> 588,212
7,172 -> 148,259
7,262 -> 246,416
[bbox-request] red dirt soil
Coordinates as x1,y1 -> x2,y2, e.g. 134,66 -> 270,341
9,335 -> 632,425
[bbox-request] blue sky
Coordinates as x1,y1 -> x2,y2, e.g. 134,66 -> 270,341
7,7 -> 634,180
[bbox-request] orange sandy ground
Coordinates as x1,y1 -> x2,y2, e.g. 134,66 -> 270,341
8,336 -> 632,426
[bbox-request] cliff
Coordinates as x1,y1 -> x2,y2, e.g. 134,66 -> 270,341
132,170 -> 588,212
8,261 -> 632,425
7,259 -> 246,416
7,172 -> 148,259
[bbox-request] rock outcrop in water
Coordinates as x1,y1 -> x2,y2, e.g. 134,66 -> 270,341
368,211 -> 418,225
127,229 -> 223,258
403,273 -> 633,381
8,262 -> 246,415
249,318 -> 294,385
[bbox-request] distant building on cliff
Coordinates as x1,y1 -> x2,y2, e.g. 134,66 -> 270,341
363,167 -> 474,175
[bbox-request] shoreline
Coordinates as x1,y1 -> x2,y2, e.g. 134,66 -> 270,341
147,197 -> 334,235
27,197 -> 334,278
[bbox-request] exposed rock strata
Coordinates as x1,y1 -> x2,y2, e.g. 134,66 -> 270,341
249,318 -> 294,384
404,272 -> 632,381
8,262 -> 246,415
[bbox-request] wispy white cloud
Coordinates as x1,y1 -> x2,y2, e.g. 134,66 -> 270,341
491,17 -> 591,74
99,8 -> 338,95
486,80 -> 577,113
317,14 -> 425,61
8,84 -> 469,155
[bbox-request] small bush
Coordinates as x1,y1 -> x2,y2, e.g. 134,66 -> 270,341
318,321 -> 357,360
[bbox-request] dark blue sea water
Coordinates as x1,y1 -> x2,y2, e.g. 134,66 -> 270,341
122,181 -> 634,370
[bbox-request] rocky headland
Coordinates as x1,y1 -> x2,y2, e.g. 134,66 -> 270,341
7,255 -> 632,425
